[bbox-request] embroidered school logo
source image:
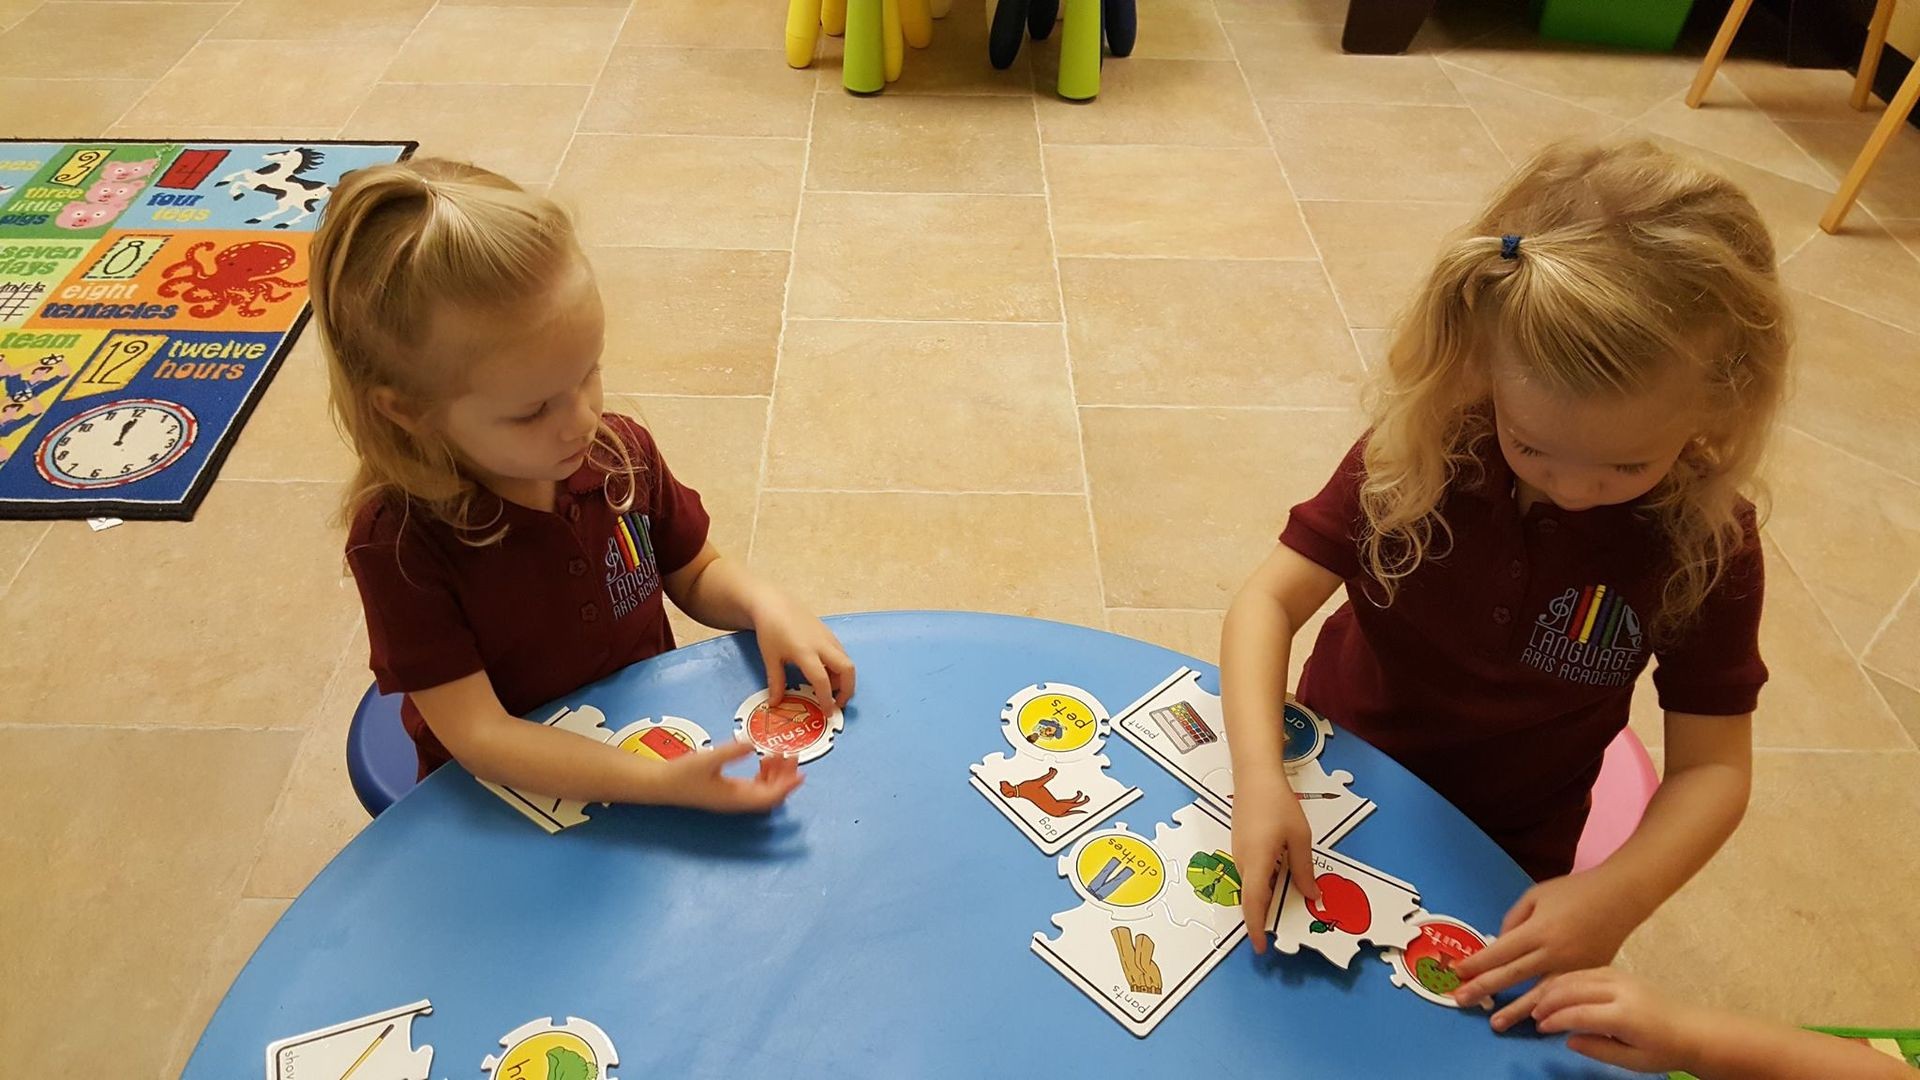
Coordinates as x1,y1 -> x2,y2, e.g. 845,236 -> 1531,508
1521,584 -> 1644,688
603,510 -> 660,620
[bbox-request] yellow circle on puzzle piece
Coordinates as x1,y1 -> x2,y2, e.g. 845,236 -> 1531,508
1016,693 -> 1099,755
1074,833 -> 1165,908
616,724 -> 696,762
493,1031 -> 603,1080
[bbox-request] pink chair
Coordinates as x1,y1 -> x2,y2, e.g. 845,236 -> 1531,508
1573,729 -> 1660,873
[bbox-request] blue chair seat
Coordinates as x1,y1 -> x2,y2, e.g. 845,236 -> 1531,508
346,683 -> 419,817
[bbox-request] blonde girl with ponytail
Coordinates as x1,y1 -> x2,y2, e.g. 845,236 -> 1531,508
1220,141 -> 1788,1035
319,158 -> 852,813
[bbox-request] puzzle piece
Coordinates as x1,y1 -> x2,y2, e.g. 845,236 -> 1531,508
1289,758 -> 1375,846
1031,896 -> 1243,1038
1000,682 -> 1111,762
734,686 -> 843,764
969,750 -> 1141,855
1381,913 -> 1495,1010
1056,824 -> 1171,921
482,1016 -> 618,1080
1267,846 -> 1421,968
264,999 -> 433,1080
1282,699 -> 1333,768
1113,668 -> 1233,813
1148,802 -> 1246,945
600,716 -> 713,805
478,705 -> 615,833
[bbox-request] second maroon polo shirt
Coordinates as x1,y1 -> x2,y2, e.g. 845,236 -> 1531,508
1281,434 -> 1766,880
346,414 -> 711,777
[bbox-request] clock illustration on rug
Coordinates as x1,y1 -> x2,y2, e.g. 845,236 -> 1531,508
35,398 -> 198,489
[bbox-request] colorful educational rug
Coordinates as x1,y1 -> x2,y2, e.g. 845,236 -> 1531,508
0,139 -> 413,520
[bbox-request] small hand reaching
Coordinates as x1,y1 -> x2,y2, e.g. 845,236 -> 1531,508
1231,770 -> 1320,952
654,739 -> 804,813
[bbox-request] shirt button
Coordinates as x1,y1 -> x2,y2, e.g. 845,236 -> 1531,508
568,505 -> 581,523
1537,518 -> 1558,535
581,602 -> 599,622
568,557 -> 588,576
1493,605 -> 1512,625
1508,560 -> 1524,579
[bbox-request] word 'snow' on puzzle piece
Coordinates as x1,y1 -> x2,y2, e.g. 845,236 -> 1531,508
0,140 -> 413,520
734,685 -> 842,764
483,1016 -> 619,1080
970,683 -> 1141,854
477,704 -> 615,833
1032,823 -> 1245,1037
264,999 -> 433,1080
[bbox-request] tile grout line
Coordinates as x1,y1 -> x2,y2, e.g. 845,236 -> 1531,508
1029,48 -> 1110,631
747,81 -> 820,562
1679,78 -> 1845,193
0,521 -> 53,600
540,0 -> 637,188
1763,537 -> 1915,751
1860,566 -> 1920,662
331,1 -> 446,141
1212,0 -> 1373,375
1782,277 -> 1920,340
1777,422 -> 1920,494
1435,58 -> 1517,170
102,1 -> 241,130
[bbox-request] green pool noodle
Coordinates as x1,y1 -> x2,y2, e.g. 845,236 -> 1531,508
843,0 -> 886,92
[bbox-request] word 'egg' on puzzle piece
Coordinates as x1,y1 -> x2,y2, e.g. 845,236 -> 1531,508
264,999 -> 433,1080
1267,846 -> 1422,969
1000,682 -> 1111,761
734,685 -> 842,764
969,750 -> 1142,855
478,704 -> 615,833
483,1016 -> 619,1080
1381,913 -> 1496,1010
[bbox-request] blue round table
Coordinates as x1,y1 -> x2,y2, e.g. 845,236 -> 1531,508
184,612 -> 1645,1079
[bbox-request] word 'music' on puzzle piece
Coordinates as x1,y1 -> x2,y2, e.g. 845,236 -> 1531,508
734,685 -> 843,763
969,683 -> 1141,854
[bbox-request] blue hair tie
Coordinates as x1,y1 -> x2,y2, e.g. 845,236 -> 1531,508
1500,234 -> 1522,259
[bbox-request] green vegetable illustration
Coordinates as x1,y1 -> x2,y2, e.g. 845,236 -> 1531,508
1186,849 -> 1241,907
1414,955 -> 1462,995
546,1047 -> 596,1080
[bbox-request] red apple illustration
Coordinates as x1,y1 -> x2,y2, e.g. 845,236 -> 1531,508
1307,873 -> 1371,935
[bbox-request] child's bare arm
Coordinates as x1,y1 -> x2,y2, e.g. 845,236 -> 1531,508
664,541 -> 855,708
1221,544 -> 1342,947
412,671 -> 802,812
1534,967 -> 1910,1080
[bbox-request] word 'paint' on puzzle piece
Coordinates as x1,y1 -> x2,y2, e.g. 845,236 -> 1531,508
1267,846 -> 1422,969
1000,682 -> 1111,762
478,704 -> 614,833
1057,824 -> 1171,919
1382,913 -> 1496,1010
483,1016 -> 619,1080
734,685 -> 843,763
969,750 -> 1142,855
264,999 -> 434,1080
1148,802 -> 1248,945
1031,895 -> 1245,1038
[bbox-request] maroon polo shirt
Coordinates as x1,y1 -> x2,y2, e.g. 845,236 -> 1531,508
1281,434 -> 1765,880
346,414 -> 710,778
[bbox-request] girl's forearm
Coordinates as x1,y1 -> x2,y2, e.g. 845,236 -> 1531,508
1594,757 -> 1747,913
671,552 -> 764,632
455,716 -> 667,804
1220,587 -> 1295,782
1691,1010 -> 1913,1080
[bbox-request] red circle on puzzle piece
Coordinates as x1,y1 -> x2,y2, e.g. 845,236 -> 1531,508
1402,918 -> 1488,996
745,697 -> 830,756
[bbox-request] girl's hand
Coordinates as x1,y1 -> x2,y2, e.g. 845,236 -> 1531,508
1231,768 -> 1321,951
1451,868 -> 1649,1029
751,592 -> 856,709
654,740 -> 805,813
1530,967 -> 1706,1073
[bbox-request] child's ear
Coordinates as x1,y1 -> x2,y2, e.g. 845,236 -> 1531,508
370,387 -> 427,435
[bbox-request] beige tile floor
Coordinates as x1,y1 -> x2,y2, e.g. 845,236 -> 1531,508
2,0 -> 1918,1072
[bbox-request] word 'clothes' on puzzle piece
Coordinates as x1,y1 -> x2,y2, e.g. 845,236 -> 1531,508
478,704 -> 614,833
264,999 -> 433,1080
1289,757 -> 1376,847
1148,802 -> 1247,945
1115,667 -> 1341,816
1032,896 -> 1246,1038
1267,846 -> 1422,969
969,751 -> 1142,855
734,685 -> 843,763
1057,825 -> 1171,919
1000,682 -> 1111,761
1382,913 -> 1496,1010
482,1016 -> 618,1080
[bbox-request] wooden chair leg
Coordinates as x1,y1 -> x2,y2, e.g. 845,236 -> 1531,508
1686,0 -> 1755,108
1852,0 -> 1897,110
1822,60 -> 1920,233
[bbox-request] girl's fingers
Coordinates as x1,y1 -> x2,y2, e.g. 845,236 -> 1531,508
1530,970 -> 1614,1020
1240,854 -> 1276,955
1565,1034 -> 1643,1069
1454,925 -> 1529,981
1534,1002 -> 1620,1037
1285,834 -> 1320,903
1490,980 -> 1547,1032
1498,891 -> 1538,934
711,739 -> 756,767
762,651 -> 787,705
1453,948 -> 1545,1004
798,655 -> 835,714
826,647 -> 856,706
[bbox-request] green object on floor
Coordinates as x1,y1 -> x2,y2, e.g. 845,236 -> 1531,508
1057,0 -> 1101,100
1533,0 -> 1694,51
1665,1026 -> 1920,1079
843,0 -> 885,92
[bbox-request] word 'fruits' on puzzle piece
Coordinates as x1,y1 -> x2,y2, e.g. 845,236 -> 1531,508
601,716 -> 712,803
1382,913 -> 1495,1010
969,751 -> 1142,855
1032,895 -> 1245,1039
264,999 -> 433,1080
1148,802 -> 1247,945
1267,846 -> 1422,969
1000,682 -> 1111,762
478,705 -> 614,833
483,1016 -> 619,1080
734,685 -> 843,764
